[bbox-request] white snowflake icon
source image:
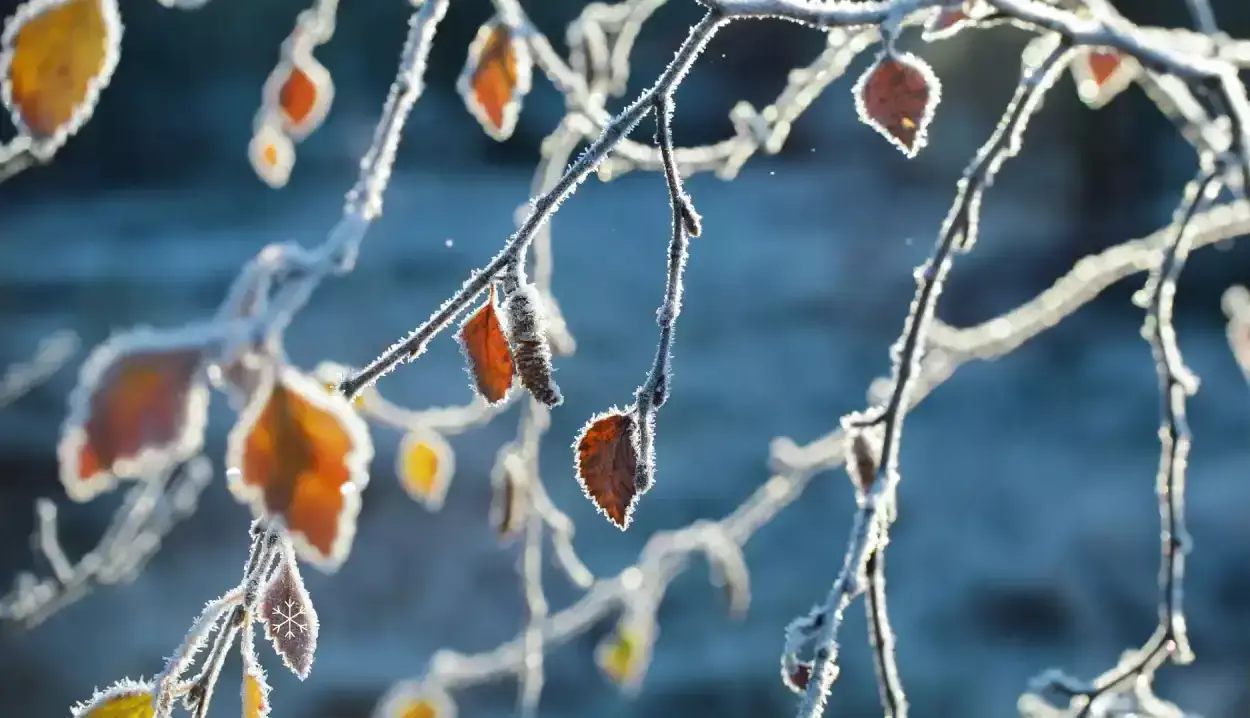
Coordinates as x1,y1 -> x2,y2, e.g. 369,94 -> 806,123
270,597 -> 307,639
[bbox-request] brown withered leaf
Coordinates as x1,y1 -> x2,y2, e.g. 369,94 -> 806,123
1071,47 -> 1138,109
574,408 -> 641,530
457,286 -> 516,405
226,365 -> 374,571
0,0 -> 122,158
489,457 -> 527,542
457,18 -> 532,141
260,548 -> 320,680
782,661 -> 813,694
853,51 -> 942,158
58,328 -> 211,502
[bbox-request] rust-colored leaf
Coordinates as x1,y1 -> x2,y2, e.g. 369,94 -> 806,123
396,428 -> 455,510
782,661 -> 813,694
574,409 -> 640,530
458,19 -> 532,141
259,547 -> 320,680
0,0 -> 122,158
58,329 -> 211,502
263,49 -> 334,142
853,51 -> 942,158
248,118 -> 296,189
1071,48 -> 1138,109
71,679 -> 155,717
226,365 -> 373,571
457,287 -> 515,404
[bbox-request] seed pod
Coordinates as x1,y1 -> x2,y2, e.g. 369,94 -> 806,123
502,283 -> 562,407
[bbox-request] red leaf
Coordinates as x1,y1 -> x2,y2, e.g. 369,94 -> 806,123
458,19 -> 532,141
1071,48 -> 1138,109
574,409 -> 640,530
263,48 -> 334,142
58,328 -> 211,502
259,547 -> 320,680
456,287 -> 516,405
226,365 -> 373,570
782,661 -> 813,693
853,51 -> 942,158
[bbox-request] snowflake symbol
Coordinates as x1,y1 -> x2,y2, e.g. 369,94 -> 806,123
270,597 -> 307,638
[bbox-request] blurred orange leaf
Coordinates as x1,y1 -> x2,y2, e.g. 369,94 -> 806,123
263,48 -> 333,142
853,51 -> 941,159
71,679 -> 154,717
380,686 -> 457,718
458,19 -> 532,141
574,409 -> 640,530
396,428 -> 455,510
0,0 -> 121,158
457,287 -> 515,404
248,118 -> 296,189
226,365 -> 373,570
59,329 -> 211,502
1071,48 -> 1138,109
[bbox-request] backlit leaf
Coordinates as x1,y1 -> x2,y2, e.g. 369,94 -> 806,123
377,683 -> 458,718
0,0 -> 121,159
574,408 -> 641,530
226,365 -> 373,571
853,51 -> 942,159
242,669 -> 270,718
456,286 -> 515,405
260,544 -> 320,680
248,117 -> 296,189
1071,47 -> 1139,109
59,327 -> 211,502
457,18 -> 532,141
71,678 -> 154,717
262,48 -> 333,142
396,428 -> 455,510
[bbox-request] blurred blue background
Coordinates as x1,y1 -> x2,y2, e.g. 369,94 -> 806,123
4,0 -> 1250,716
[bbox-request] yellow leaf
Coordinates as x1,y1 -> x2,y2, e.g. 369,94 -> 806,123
377,683 -> 457,718
0,0 -> 122,158
595,623 -> 652,689
71,680 -> 154,717
243,670 -> 270,718
396,429 -> 454,510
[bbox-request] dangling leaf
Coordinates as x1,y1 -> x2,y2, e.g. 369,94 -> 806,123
781,660 -> 813,694
259,545 -> 320,680
59,327 -> 212,502
574,408 -> 641,530
377,683 -> 458,718
456,286 -> 516,405
226,365 -> 373,571
0,0 -> 122,159
262,47 -> 334,142
1071,47 -> 1139,109
396,428 -> 455,510
853,51 -> 942,158
457,18 -> 532,141
248,117 -> 296,189
489,458 -> 527,541
922,7 -> 971,41
70,679 -> 155,717
595,621 -> 654,690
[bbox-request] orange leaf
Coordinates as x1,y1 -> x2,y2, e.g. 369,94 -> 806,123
58,329 -> 211,502
71,679 -> 155,717
456,287 -> 515,405
377,684 -> 457,718
226,365 -> 373,571
248,118 -> 296,189
853,51 -> 942,159
1071,48 -> 1138,109
574,409 -> 641,530
457,19 -> 532,141
396,428 -> 455,510
262,48 -> 333,142
0,0 -> 122,158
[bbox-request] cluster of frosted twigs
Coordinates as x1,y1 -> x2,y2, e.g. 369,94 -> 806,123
1,0 -> 1250,716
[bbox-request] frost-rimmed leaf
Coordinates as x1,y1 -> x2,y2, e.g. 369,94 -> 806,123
456,286 -> 516,405
574,407 -> 644,530
0,0 -> 122,159
58,326 -> 213,502
226,364 -> 374,571
259,543 -> 320,680
921,1 -> 987,42
852,50 -> 942,159
262,45 -> 334,142
501,282 -> 562,407
242,608 -> 273,717
248,116 -> 296,189
781,660 -> 813,694
395,427 -> 455,511
374,680 -> 458,718
70,677 -> 155,717
1071,47 -> 1139,109
457,17 -> 532,141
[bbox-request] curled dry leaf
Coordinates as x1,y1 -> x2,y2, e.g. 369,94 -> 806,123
457,286 -> 516,405
489,457 -> 528,542
395,428 -> 455,510
260,546 -> 320,680
853,50 -> 942,159
262,46 -> 334,142
58,327 -> 211,503
845,428 -> 881,493
249,117 -> 296,189
226,365 -> 374,571
457,18 -> 532,141
70,678 -> 155,717
502,283 -> 562,407
1071,47 -> 1139,109
0,0 -> 122,159
574,408 -> 641,530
